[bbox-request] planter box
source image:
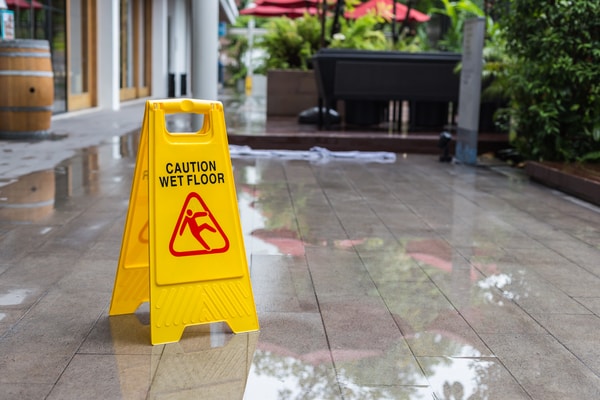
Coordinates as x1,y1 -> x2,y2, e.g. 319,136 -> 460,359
312,49 -> 462,129
311,49 -> 507,132
525,161 -> 600,207
266,69 -> 318,117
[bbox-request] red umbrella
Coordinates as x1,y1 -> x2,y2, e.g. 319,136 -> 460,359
256,0 -> 321,6
240,0 -> 335,19
6,0 -> 43,9
240,4 -> 320,19
345,0 -> 430,23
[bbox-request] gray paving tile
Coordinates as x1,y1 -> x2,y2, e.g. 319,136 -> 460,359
533,313 -> 600,376
251,254 -> 318,313
575,297 -> 600,315
417,356 -> 530,400
47,354 -> 155,400
481,333 -> 600,400
0,383 -> 54,400
305,247 -> 379,298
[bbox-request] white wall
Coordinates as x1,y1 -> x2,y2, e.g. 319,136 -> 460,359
167,0 -> 188,97
191,0 -> 219,101
96,0 -> 120,110
151,0 -> 169,99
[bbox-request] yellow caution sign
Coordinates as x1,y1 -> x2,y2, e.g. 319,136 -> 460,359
109,99 -> 259,345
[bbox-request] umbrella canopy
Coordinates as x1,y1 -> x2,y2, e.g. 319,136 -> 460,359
240,3 -> 321,19
256,0 -> 321,6
240,0 -> 334,19
345,0 -> 430,23
6,0 -> 43,8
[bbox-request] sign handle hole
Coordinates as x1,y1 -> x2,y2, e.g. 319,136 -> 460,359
165,113 -> 209,136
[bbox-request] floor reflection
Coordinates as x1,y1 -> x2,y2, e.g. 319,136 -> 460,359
245,349 -> 341,400
0,134 -> 138,224
109,312 -> 258,399
0,169 -> 55,221
1,109 -> 598,398
419,357 -> 499,399
152,331 -> 258,399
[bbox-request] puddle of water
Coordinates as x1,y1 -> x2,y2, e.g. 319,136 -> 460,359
0,170 -> 55,222
0,133 -> 139,223
0,288 -> 32,306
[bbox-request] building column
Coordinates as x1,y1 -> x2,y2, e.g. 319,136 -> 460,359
168,0 -> 187,97
191,0 -> 219,101
151,0 -> 169,99
96,0 -> 120,110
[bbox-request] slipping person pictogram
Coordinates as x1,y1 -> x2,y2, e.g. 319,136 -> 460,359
169,192 -> 229,257
181,209 -> 217,250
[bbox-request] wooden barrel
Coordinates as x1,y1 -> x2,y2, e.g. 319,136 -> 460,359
0,39 -> 54,139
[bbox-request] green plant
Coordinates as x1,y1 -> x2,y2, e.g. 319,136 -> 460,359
480,19 -> 510,99
330,1 -> 431,52
255,14 -> 322,71
501,0 -> 600,162
223,15 -> 271,86
391,24 -> 431,52
477,17 -> 515,134
224,34 -> 249,86
430,0 -> 485,52
328,14 -> 388,50
234,14 -> 269,29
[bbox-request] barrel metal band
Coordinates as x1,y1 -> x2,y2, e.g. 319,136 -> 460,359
0,129 -> 50,139
0,71 -> 54,77
0,52 -> 51,58
0,106 -> 53,112
0,41 -> 50,50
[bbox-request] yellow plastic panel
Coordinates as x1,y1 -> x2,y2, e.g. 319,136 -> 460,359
109,102 -> 151,316
109,99 -> 259,345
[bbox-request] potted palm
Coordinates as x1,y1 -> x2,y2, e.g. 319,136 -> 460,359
255,14 -> 323,117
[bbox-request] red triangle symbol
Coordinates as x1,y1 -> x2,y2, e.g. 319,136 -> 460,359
169,192 -> 229,257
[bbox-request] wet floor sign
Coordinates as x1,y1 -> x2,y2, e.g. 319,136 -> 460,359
109,99 -> 259,345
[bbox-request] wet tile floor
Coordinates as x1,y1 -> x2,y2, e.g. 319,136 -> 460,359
0,98 -> 600,399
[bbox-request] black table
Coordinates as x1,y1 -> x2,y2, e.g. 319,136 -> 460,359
312,49 -> 462,129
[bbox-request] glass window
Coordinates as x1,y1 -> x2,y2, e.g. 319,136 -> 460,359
68,0 -> 87,94
120,0 -> 134,89
138,0 -> 145,85
120,0 -> 151,100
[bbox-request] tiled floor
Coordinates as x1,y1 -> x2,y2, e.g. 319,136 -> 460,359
0,95 -> 599,399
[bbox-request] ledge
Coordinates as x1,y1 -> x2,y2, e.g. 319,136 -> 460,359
525,161 -> 600,206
